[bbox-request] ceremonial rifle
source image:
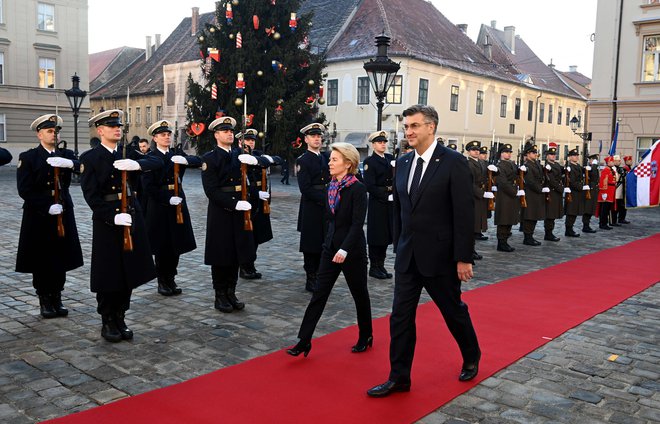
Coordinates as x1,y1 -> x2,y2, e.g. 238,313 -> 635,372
53,136 -> 65,238
584,165 -> 592,200
518,165 -> 528,208
543,164 -> 551,204
173,143 -> 184,224
564,161 -> 573,204
240,121 -> 253,232
121,129 -> 134,251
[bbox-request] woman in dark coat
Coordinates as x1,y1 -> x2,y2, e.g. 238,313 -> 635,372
287,142 -> 373,357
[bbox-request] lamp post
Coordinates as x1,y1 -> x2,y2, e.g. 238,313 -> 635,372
569,115 -> 592,165
363,35 -> 400,131
64,73 -> 87,158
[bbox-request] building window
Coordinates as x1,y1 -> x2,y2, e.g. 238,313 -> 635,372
577,110 -> 582,128
514,98 -> 521,120
548,104 -> 554,124
0,113 -> 5,142
509,124 -> 515,134
500,95 -> 507,118
135,107 -> 141,125
386,75 -> 403,104
476,90 -> 484,115
0,0 -> 3,24
357,77 -> 370,105
167,83 -> 176,106
418,78 -> 429,105
642,35 -> 660,82
527,100 -> 534,121
566,107 -> 571,126
37,2 -> 55,31
557,106 -> 562,126
156,105 -> 162,121
450,85 -> 459,111
145,106 -> 152,126
637,137 -> 658,161
0,52 -> 4,85
127,108 -> 131,124
327,79 -> 338,106
38,57 -> 55,88
539,103 -> 545,123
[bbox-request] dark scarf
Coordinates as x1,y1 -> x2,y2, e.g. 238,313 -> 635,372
327,174 -> 358,214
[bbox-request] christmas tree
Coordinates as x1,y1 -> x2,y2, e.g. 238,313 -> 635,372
185,0 -> 326,156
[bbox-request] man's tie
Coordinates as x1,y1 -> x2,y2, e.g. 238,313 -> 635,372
409,157 -> 424,203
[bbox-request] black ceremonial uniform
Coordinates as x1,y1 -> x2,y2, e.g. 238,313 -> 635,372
363,152 -> 394,279
142,147 -> 201,293
296,150 -> 330,288
582,163 -> 599,232
79,145 -> 162,308
16,145 -> 83,312
543,161 -> 564,240
564,161 -> 585,236
521,159 -> 545,245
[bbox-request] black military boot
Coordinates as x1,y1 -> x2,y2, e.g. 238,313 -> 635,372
305,273 -> 317,292
544,232 -> 560,242
214,290 -> 233,313
101,314 -> 122,343
166,277 -> 182,295
379,261 -> 393,279
497,240 -> 515,252
248,263 -> 262,280
472,250 -> 483,260
51,292 -> 69,317
114,311 -> 134,340
239,265 -> 260,280
582,225 -> 597,233
523,234 -> 541,246
39,295 -> 57,319
565,228 -> 581,237
227,287 -> 245,311
157,278 -> 174,296
369,261 -> 388,279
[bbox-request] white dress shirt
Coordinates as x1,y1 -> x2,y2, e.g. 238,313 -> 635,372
407,140 -> 438,193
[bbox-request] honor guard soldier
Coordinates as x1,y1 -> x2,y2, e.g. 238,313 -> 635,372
466,141 -> 495,259
238,128 -> 280,280
478,146 -> 488,162
564,148 -> 588,237
201,117 -> 271,312
582,153 -> 600,233
296,123 -> 330,292
598,156 -> 616,230
81,110 -> 163,342
542,146 -> 564,241
494,144 -> 520,252
611,155 -> 628,225
16,114 -> 83,318
519,142 -> 545,245
0,146 -> 12,165
142,120 -> 201,296
363,130 -> 395,279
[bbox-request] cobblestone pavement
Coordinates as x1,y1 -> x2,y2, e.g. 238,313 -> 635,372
0,165 -> 658,423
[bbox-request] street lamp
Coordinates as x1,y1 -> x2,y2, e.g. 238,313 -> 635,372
64,73 -> 87,158
569,115 -> 592,165
363,35 -> 400,131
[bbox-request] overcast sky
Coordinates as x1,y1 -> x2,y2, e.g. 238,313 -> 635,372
88,0 -> 597,77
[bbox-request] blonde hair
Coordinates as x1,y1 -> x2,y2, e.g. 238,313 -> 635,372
330,142 -> 360,175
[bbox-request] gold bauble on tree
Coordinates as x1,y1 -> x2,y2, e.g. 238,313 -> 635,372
186,100 -> 194,107
234,97 -> 244,107
258,131 -> 265,139
198,35 -> 205,42
318,98 -> 326,105
229,33 -> 235,40
257,70 -> 264,77
232,0 -> 239,5
273,32 -> 281,40
308,79 -> 315,86
209,27 -> 216,33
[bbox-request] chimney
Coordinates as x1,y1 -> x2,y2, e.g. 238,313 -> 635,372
145,35 -> 152,61
155,34 -> 161,51
569,65 -> 578,73
548,59 -> 555,69
490,20 -> 497,29
483,35 -> 492,61
457,24 -> 468,34
191,7 -> 199,36
504,26 -> 515,53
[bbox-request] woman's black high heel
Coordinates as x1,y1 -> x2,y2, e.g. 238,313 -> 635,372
287,341 -> 312,357
351,336 -> 373,353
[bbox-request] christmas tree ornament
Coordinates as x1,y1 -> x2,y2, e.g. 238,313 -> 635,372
209,26 -> 216,33
258,131 -> 265,139
190,122 -> 206,136
211,83 -> 218,99
274,104 -> 284,120
291,137 -> 302,149
246,114 -> 255,126
300,60 -> 309,68
299,35 -> 310,50
319,84 -> 324,97
277,99 -> 284,105
232,0 -> 239,5
289,13 -> 297,32
265,26 -> 275,37
271,60 -> 279,71
226,3 -> 233,24
308,79 -> 315,86
216,109 -> 226,118
208,48 -> 220,62
305,96 -> 316,107
229,33 -> 235,40
204,56 -> 213,77
234,97 -> 244,107
253,15 -> 259,30
236,73 -> 246,94
198,35 -> 205,42
318,97 -> 326,105
273,32 -> 281,40
270,0 -> 276,5
257,70 -> 264,77
236,32 -> 243,49
186,100 -> 194,107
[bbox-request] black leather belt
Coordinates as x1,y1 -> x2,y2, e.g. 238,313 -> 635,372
220,185 -> 241,193
373,186 -> 393,193
249,181 -> 263,188
103,192 -> 132,201
160,184 -> 176,191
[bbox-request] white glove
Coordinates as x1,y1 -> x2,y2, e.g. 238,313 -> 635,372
258,191 -> 270,200
235,200 -> 252,211
48,204 -> 63,215
582,185 -> 590,191
46,157 -> 74,169
113,159 -> 141,171
491,186 -> 498,192
542,187 -> 550,193
262,154 -> 274,164
487,164 -> 498,172
564,187 -> 572,194
390,160 -> 396,168
114,213 -> 132,226
516,190 -> 525,197
171,155 -> 188,165
592,159 -> 598,165
483,192 -> 495,199
387,194 -> 394,202
519,165 -> 527,172
169,196 -> 183,206
238,154 -> 258,165
566,167 -> 571,173
545,164 -> 552,171
601,193 -> 607,200
585,165 -> 592,171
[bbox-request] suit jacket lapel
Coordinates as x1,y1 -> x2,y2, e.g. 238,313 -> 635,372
412,144 -> 444,208
397,152 -> 414,207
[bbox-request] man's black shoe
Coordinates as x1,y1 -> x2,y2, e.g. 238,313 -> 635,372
369,266 -> 388,280
544,234 -> 560,242
611,222 -> 621,227
475,233 -> 489,241
582,227 -> 597,233
565,230 -> 580,238
472,251 -> 483,260
599,225 -> 613,230
496,241 -> 515,252
366,380 -> 411,397
619,220 -> 630,224
459,362 -> 479,381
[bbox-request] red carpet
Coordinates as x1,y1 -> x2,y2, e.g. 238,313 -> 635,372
47,234 -> 660,424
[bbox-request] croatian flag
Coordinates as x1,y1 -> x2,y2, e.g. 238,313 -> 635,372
626,139 -> 660,208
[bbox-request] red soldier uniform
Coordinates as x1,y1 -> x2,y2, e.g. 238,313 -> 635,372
597,156 -> 616,229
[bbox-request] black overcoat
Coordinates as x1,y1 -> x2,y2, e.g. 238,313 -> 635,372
296,150 -> 329,253
544,161 -> 565,220
522,160 -> 546,221
494,160 -> 520,226
363,152 -> 394,246
564,162 -> 585,216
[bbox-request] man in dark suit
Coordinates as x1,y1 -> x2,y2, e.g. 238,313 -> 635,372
368,105 -> 481,397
